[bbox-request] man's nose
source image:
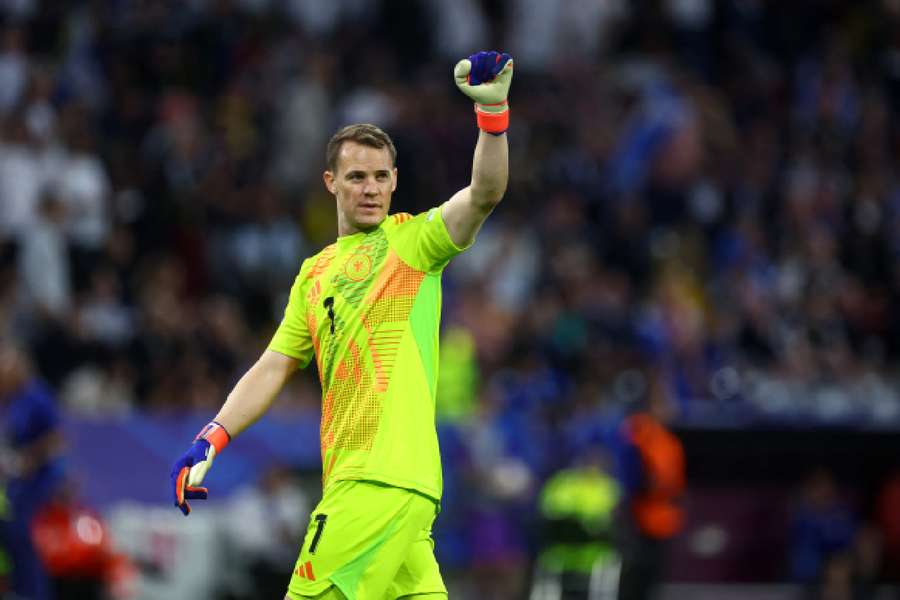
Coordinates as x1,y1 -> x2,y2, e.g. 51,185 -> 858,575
363,178 -> 379,195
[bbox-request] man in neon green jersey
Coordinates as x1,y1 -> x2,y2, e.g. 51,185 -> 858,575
170,51 -> 513,600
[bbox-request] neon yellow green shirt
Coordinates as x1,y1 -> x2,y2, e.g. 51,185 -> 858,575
268,205 -> 468,501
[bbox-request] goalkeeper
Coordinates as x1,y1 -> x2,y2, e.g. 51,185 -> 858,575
170,51 -> 513,600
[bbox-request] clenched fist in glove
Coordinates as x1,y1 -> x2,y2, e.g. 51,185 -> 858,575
454,51 -> 514,134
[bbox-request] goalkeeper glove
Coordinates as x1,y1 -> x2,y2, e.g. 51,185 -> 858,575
454,51 -> 514,135
170,421 -> 231,516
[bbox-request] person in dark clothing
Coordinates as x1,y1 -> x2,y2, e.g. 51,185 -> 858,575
789,468 -> 860,600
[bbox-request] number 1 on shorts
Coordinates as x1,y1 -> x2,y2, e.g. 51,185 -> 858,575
309,514 -> 328,554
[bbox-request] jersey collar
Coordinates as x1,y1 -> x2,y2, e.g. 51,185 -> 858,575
337,220 -> 386,249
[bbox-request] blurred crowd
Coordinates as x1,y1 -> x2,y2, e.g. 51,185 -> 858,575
1,0 -> 900,425
2,0 -> 900,596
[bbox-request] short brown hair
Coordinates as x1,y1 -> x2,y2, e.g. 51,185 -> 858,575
325,123 -> 397,173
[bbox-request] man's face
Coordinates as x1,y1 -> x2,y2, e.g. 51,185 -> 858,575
0,346 -> 26,398
324,141 -> 396,236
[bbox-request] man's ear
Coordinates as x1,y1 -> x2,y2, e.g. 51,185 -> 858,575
323,170 -> 335,194
391,168 -> 398,193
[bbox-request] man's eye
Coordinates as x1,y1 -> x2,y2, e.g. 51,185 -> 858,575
376,173 -> 388,181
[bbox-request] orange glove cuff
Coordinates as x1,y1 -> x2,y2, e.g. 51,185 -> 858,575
475,102 -> 509,134
195,421 -> 231,453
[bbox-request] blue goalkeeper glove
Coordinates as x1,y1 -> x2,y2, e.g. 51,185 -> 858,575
170,421 -> 231,516
454,50 -> 514,134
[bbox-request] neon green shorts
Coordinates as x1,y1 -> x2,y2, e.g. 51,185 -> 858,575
286,480 -> 447,600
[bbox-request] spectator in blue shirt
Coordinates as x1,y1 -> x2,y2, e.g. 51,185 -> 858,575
789,468 -> 858,598
0,341 -> 66,600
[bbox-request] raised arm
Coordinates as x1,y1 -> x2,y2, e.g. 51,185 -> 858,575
443,130 -> 508,248
442,51 -> 513,248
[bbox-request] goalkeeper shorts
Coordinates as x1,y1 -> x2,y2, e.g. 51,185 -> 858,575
286,480 -> 447,600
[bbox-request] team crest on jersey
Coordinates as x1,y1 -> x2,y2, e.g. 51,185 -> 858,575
344,253 -> 373,281
333,229 -> 388,308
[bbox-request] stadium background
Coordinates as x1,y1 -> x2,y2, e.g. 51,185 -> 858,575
0,0 -> 899,598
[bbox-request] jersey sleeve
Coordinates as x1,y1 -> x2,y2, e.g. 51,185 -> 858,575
268,260 -> 314,367
392,203 -> 472,272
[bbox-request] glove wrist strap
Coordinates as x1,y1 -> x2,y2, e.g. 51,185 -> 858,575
195,421 -> 231,453
475,101 -> 509,134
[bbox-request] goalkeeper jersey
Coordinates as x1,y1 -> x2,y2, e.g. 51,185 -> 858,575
269,205 -> 468,501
